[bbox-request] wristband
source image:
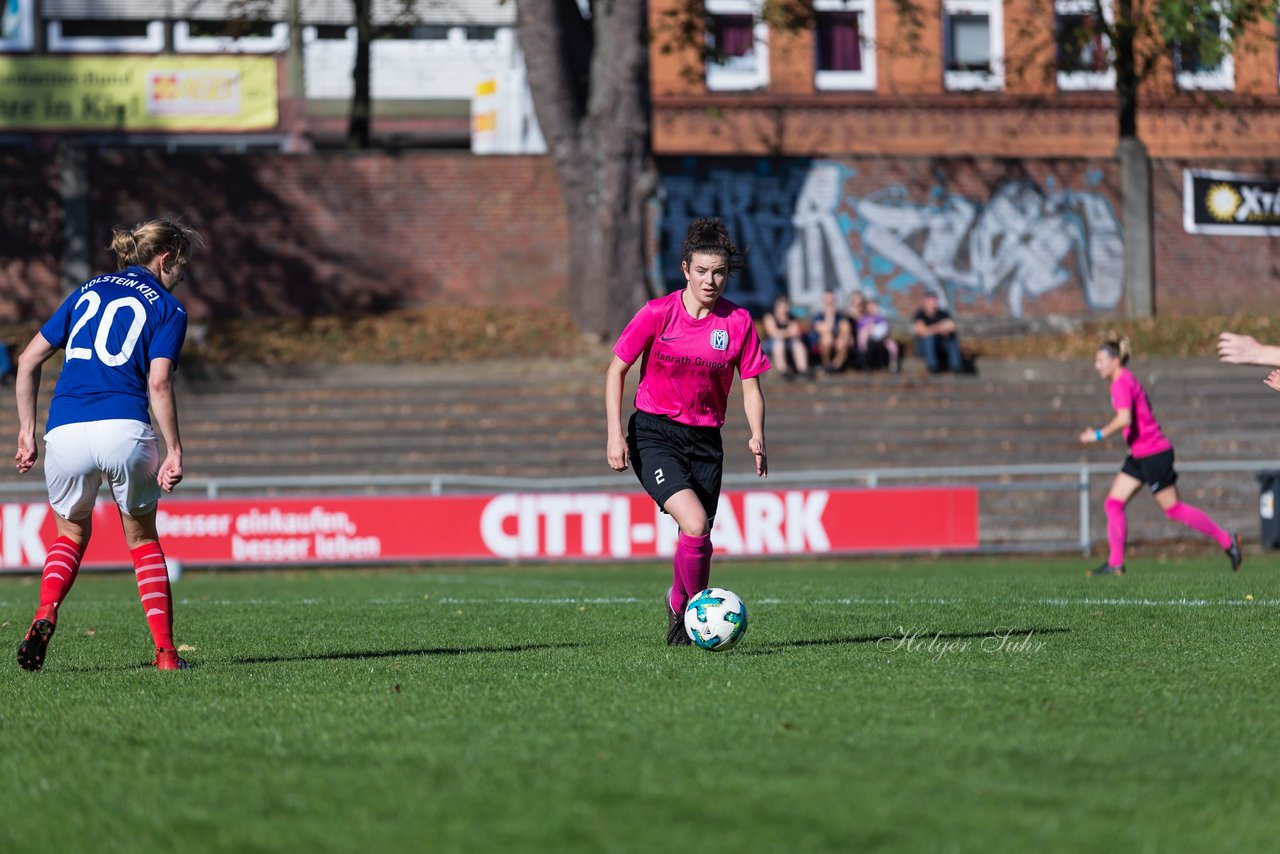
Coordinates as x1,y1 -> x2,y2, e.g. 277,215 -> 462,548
1094,429 -> 1104,442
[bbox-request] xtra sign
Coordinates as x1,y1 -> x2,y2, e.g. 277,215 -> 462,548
0,487 -> 978,570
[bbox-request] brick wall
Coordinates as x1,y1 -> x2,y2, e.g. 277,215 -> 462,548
0,150 -> 569,322
1152,159 -> 1280,315
3,148 -> 1279,326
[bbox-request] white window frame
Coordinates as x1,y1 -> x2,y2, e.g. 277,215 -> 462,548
1174,10 -> 1234,91
813,0 -> 876,91
47,19 -> 165,53
704,0 -> 770,92
942,0 -> 1003,91
174,21 -> 290,54
1055,0 -> 1115,91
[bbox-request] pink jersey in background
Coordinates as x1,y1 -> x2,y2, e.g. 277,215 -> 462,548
1110,368 -> 1172,457
613,291 -> 770,428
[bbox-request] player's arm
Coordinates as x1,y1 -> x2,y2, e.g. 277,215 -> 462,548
13,333 -> 57,474
148,357 -> 184,492
605,355 -> 633,472
1218,332 -> 1280,368
1079,407 -> 1131,444
741,376 -> 767,477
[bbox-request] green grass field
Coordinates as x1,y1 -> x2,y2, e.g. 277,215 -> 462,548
3,554 -> 1279,853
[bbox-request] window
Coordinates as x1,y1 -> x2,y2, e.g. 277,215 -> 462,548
174,20 -> 289,54
1174,12 -> 1234,90
942,0 -> 1003,90
814,0 -> 876,90
705,0 -> 769,91
48,19 -> 165,53
1055,0 -> 1114,90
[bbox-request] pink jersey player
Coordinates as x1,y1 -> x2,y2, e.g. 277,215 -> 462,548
1080,337 -> 1240,576
605,218 -> 770,645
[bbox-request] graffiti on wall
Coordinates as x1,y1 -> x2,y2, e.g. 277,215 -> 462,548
659,159 -> 1125,318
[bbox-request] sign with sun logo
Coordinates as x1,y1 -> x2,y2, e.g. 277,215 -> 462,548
1184,169 -> 1280,236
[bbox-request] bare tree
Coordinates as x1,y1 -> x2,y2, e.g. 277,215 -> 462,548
516,0 -> 654,339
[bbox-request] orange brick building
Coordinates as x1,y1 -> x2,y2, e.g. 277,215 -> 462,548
647,0 -> 1280,321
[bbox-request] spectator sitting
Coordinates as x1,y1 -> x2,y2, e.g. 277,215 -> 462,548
912,292 -> 964,374
836,292 -> 864,370
808,291 -> 850,374
761,294 -> 810,380
856,299 -> 901,373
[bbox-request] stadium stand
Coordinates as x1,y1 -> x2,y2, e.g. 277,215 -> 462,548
0,355 -> 1276,550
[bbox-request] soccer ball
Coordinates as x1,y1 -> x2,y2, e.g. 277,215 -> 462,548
684,588 -> 748,651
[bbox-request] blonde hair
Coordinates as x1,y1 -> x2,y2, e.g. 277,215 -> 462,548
109,218 -> 204,273
1099,335 -> 1132,366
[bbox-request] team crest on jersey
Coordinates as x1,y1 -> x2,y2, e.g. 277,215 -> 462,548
710,329 -> 729,351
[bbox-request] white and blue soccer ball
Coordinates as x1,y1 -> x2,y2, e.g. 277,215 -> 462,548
684,587 -> 748,651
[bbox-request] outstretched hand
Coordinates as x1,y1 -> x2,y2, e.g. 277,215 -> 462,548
1217,332 -> 1263,365
1266,370 -> 1280,393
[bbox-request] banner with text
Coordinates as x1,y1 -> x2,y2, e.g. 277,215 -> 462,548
0,487 -> 979,570
1184,168 -> 1280,236
0,56 -> 278,131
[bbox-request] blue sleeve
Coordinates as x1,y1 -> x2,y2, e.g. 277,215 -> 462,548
39,294 -> 77,349
151,306 -> 188,365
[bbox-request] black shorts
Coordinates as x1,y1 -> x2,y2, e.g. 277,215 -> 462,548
627,410 -> 724,519
1121,448 -> 1178,494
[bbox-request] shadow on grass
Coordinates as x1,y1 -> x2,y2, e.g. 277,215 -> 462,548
739,626 -> 1071,656
232,641 -> 586,666
32,642 -> 585,673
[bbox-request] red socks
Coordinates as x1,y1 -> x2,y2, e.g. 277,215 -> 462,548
131,543 -> 175,651
35,536 -> 85,624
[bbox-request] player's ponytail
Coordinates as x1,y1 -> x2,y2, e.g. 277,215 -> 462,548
109,218 -> 204,272
1100,335 -> 1132,366
681,217 -> 744,274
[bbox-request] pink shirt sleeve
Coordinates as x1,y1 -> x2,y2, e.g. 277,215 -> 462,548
737,315 -> 771,379
613,303 -> 657,365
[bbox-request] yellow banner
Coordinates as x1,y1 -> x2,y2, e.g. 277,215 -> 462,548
0,56 -> 277,131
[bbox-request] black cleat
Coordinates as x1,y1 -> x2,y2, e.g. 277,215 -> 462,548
666,601 -> 691,646
17,619 -> 55,672
1086,563 -> 1126,577
1226,533 -> 1243,572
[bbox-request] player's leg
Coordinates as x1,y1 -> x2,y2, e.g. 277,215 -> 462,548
628,413 -> 698,644
1153,483 -> 1241,571
1089,470 -> 1142,576
18,425 -> 100,672
102,420 -> 187,669
662,489 -> 712,646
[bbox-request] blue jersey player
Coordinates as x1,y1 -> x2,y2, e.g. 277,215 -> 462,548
14,218 -> 202,672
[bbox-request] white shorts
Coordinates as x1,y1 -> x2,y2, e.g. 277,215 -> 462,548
44,419 -> 162,520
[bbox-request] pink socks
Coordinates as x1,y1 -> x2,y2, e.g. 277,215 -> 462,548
1164,502 -> 1233,550
1104,498 -> 1127,567
671,532 -> 713,612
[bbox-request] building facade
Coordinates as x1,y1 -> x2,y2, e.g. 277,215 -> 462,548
648,0 -> 1280,320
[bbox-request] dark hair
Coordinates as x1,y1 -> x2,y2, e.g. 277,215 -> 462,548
109,218 -> 204,273
681,218 -> 743,273
1099,336 -> 1132,366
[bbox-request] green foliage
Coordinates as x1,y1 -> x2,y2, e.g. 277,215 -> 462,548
2,555 -> 1279,851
